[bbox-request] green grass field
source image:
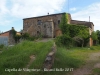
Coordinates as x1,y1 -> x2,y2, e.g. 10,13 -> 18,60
0,41 -> 100,75
0,41 -> 53,75
40,46 -> 100,75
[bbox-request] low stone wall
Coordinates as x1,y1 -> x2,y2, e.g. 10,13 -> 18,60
43,42 -> 56,69
9,30 -> 15,45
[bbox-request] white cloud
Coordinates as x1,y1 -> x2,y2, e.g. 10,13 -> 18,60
70,7 -> 76,11
0,0 -> 11,26
10,0 -> 66,18
71,2 -> 100,31
0,20 -> 12,26
0,0 -> 9,14
0,0 -> 66,27
0,0 -> 100,31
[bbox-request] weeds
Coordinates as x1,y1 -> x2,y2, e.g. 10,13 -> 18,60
0,40 -> 100,75
0,41 -> 53,75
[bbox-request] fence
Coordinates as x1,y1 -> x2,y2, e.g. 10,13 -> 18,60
0,36 -> 8,46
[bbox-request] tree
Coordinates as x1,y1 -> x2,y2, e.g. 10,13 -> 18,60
56,13 -> 89,47
78,28 -> 89,47
56,13 -> 72,47
91,31 -> 98,45
73,36 -> 83,47
96,30 -> 100,44
11,29 -> 22,43
69,25 -> 89,47
91,31 -> 98,40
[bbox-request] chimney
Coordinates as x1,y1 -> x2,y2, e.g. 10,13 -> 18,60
89,16 -> 90,22
12,27 -> 14,30
48,13 -> 49,15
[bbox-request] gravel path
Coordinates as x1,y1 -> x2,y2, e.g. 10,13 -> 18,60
67,52 -> 100,75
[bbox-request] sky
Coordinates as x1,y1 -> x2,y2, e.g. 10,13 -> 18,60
0,0 -> 100,32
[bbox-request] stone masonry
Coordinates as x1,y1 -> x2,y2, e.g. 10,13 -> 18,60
23,12 -> 94,46
23,13 -> 64,38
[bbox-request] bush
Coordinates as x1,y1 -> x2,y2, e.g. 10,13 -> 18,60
21,33 -> 36,41
57,13 -> 89,47
0,44 -> 4,49
90,47 -> 95,50
55,34 -> 73,47
27,36 -> 35,41
22,32 -> 30,39
14,34 -> 21,43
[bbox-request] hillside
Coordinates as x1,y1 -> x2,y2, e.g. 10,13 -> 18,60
0,40 -> 100,75
0,41 -> 53,75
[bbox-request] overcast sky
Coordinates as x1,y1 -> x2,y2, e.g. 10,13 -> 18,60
0,0 -> 100,32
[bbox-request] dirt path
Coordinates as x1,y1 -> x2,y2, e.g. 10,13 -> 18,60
67,52 -> 100,75
26,55 -> 35,68
19,55 -> 35,75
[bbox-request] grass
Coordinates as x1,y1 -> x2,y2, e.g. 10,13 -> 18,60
0,40 -> 100,75
0,41 -> 53,75
0,44 -> 4,51
40,47 -> 85,75
40,46 -> 100,75
92,68 -> 100,75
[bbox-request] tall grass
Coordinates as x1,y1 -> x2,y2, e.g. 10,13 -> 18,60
0,40 -> 100,75
40,46 -> 100,75
40,47 -> 85,75
0,41 -> 53,75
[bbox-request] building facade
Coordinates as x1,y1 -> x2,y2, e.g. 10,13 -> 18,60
23,13 -> 65,38
0,27 -> 15,45
23,13 -> 94,46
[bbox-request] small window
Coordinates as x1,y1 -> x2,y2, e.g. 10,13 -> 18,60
58,20 -> 60,24
37,20 -> 41,25
37,31 -> 39,34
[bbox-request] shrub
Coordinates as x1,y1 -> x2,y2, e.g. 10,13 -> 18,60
55,34 -> 73,47
21,33 -> 35,41
14,34 -> 21,43
0,44 -> 4,49
27,36 -> 35,41
22,32 -> 30,39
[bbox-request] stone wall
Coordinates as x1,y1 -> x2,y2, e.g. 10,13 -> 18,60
9,30 -> 15,45
23,13 -> 94,46
43,42 -> 56,69
23,13 -> 94,38
71,20 -> 94,30
23,13 -> 63,37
